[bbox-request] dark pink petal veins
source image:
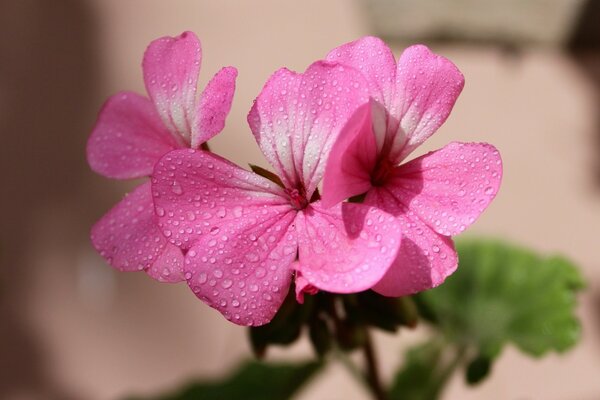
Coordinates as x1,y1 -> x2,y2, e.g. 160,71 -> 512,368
87,91 -> 179,179
295,202 -> 401,293
390,45 -> 465,162
365,188 -> 457,296
143,31 -> 202,144
193,66 -> 238,148
151,149 -> 291,251
248,61 -> 370,198
387,142 -> 502,236
90,182 -> 184,281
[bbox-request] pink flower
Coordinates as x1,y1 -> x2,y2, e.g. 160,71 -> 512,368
322,37 -> 502,296
87,32 -> 237,282
151,61 -> 402,326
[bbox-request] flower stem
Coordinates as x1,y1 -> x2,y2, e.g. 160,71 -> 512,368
363,329 -> 389,400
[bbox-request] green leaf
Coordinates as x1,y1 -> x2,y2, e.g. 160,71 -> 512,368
249,289 -> 313,357
353,291 -> 418,332
249,164 -> 284,187
389,340 -> 449,400
465,355 -> 491,385
308,314 -> 332,358
418,239 -> 585,359
129,360 -> 322,400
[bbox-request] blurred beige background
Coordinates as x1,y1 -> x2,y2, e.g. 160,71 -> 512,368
1,0 -> 600,399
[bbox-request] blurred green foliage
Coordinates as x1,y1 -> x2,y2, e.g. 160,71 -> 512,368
391,239 -> 585,399
128,360 -> 322,400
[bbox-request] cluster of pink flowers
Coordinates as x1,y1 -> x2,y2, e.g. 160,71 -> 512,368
88,32 -> 502,326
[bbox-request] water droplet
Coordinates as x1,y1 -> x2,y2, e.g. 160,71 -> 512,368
171,181 -> 183,195
222,279 -> 233,289
255,267 -> 266,278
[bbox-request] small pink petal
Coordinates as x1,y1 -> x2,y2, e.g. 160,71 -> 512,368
295,202 -> 401,293
248,61 -> 370,198
144,242 -> 185,283
87,91 -> 179,179
326,36 -> 397,110
367,188 -> 457,296
184,210 -> 298,326
143,31 -> 201,143
390,45 -> 464,162
294,267 -> 319,304
388,142 -> 502,236
151,149 -> 291,251
192,66 -> 238,148
90,182 -> 184,281
321,101 -> 377,208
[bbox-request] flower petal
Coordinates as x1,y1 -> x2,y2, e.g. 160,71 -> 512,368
151,149 -> 291,251
145,242 -> 185,283
87,91 -> 179,179
295,202 -> 401,293
90,182 -> 184,281
366,188 -> 457,296
321,101 -> 378,208
294,268 -> 319,304
387,142 -> 502,236
143,31 -> 201,143
248,61 -> 369,198
326,36 -> 396,110
184,209 -> 297,326
390,45 -> 464,162
192,66 -> 238,148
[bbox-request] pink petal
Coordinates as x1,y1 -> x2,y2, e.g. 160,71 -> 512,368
184,210 -> 297,326
387,142 -> 502,236
143,31 -> 201,143
90,182 -> 184,281
87,91 -> 180,179
326,36 -> 396,110
295,202 -> 401,293
321,101 -> 378,208
145,242 -> 185,283
247,68 -> 299,188
151,149 -> 291,251
248,61 -> 370,198
390,45 -> 465,162
366,188 -> 457,296
192,66 -> 238,148
294,268 -> 319,304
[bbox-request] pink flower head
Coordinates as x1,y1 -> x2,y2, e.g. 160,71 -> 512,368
151,61 -> 402,326
87,31 -> 237,282
322,37 -> 503,296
